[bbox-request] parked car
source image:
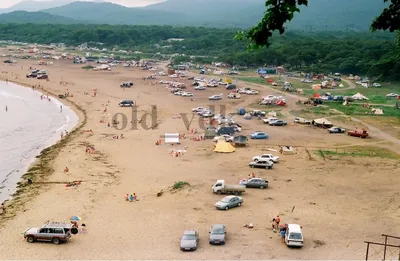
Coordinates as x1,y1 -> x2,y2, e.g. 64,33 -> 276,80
238,88 -> 250,94
252,154 -> 279,162
201,111 -> 214,118
226,84 -> 236,90
194,86 -> 206,90
328,127 -> 345,133
347,129 -> 368,138
240,178 -> 269,189
285,224 -> 304,248
215,195 -> 243,210
248,160 -> 273,169
209,224 -> 226,245
294,117 -> 311,124
249,131 -> 268,139
245,90 -> 258,95
120,82 -> 133,87
209,95 -> 222,100
213,135 -> 234,142
182,92 -> 194,97
212,180 -> 245,195
269,120 -> 287,126
192,107 -> 205,113
262,117 -> 279,124
180,230 -> 199,251
23,221 -> 78,244
119,100 -> 134,107
37,74 -> 48,79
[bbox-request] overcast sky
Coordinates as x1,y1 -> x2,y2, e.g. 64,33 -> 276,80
0,0 -> 165,8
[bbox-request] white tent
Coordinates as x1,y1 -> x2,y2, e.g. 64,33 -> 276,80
352,93 -> 369,100
314,118 -> 332,125
164,133 -> 180,144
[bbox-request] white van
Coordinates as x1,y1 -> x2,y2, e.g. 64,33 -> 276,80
285,224 -> 303,247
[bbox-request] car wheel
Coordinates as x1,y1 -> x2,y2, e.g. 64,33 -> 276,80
268,166 -> 272,169
238,202 -> 241,207
225,206 -> 229,210
26,236 -> 35,243
234,191 -> 239,196
216,190 -> 222,195
260,186 -> 264,189
251,165 -> 255,168
52,238 -> 60,245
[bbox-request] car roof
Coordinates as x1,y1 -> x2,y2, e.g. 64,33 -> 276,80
211,224 -> 226,229
287,224 -> 302,233
223,195 -> 237,200
183,230 -> 197,235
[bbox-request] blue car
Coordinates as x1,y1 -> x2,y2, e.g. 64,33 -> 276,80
250,132 -> 269,139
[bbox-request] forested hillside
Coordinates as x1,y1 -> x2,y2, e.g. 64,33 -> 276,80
0,0 -> 388,30
0,23 -> 397,79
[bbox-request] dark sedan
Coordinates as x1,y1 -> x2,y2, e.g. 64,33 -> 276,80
241,178 -> 269,189
269,120 -> 287,126
328,127 -> 345,133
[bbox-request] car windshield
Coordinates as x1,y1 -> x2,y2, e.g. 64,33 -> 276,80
182,234 -> 196,240
289,232 -> 302,240
211,227 -> 225,234
221,197 -> 231,203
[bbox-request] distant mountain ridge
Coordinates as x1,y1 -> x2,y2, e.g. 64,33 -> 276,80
0,0 -> 389,30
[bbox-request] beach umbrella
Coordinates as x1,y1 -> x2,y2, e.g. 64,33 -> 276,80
70,216 -> 82,221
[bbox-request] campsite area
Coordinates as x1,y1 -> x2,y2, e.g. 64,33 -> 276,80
0,51 -> 399,260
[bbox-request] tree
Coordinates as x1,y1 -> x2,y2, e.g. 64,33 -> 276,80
239,0 -> 400,48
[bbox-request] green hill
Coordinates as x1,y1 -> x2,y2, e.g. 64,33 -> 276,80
42,1 -> 189,26
0,11 -> 78,24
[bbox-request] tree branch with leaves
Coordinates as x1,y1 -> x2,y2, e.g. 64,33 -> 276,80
238,0 -> 400,48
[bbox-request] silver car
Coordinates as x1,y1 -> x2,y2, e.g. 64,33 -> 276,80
215,195 -> 243,210
180,230 -> 199,251
209,224 -> 226,245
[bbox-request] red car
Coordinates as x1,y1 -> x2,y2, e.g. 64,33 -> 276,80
347,129 -> 368,138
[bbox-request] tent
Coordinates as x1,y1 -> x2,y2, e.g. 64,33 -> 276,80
280,146 -> 294,155
214,140 -> 235,153
372,108 -> 384,115
237,108 -> 246,115
352,93 -> 369,100
312,84 -> 322,90
243,113 -> 252,120
313,118 -> 333,128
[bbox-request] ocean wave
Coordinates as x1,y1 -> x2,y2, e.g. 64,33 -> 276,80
0,91 -> 27,102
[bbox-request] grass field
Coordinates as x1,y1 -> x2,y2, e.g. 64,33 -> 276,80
316,146 -> 400,160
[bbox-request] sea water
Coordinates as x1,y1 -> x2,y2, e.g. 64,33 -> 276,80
0,81 -> 78,203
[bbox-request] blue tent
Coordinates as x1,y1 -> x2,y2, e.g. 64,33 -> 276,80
237,108 -> 246,115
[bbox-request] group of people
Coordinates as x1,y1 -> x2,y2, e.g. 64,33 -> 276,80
125,193 -> 138,202
272,215 -> 288,243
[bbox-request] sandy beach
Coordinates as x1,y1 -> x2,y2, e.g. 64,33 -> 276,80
0,57 -> 399,260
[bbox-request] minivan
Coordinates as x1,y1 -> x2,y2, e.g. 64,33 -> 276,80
285,224 -> 304,247
119,100 -> 134,107
226,84 -> 236,90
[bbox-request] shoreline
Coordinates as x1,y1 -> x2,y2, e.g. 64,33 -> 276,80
0,77 -> 86,225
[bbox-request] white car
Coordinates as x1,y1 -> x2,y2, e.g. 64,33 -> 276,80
194,86 -> 206,90
213,135 -> 234,142
373,83 -> 381,87
192,107 -> 205,113
238,88 -> 250,94
209,95 -> 222,100
246,90 -> 259,95
228,93 -> 241,99
252,154 -> 279,163
201,111 -> 214,117
174,91 -> 184,96
182,92 -> 194,97
262,117 -> 279,124
170,74 -> 178,78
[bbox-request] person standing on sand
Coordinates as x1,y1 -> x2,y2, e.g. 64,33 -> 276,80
1,203 -> 5,215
